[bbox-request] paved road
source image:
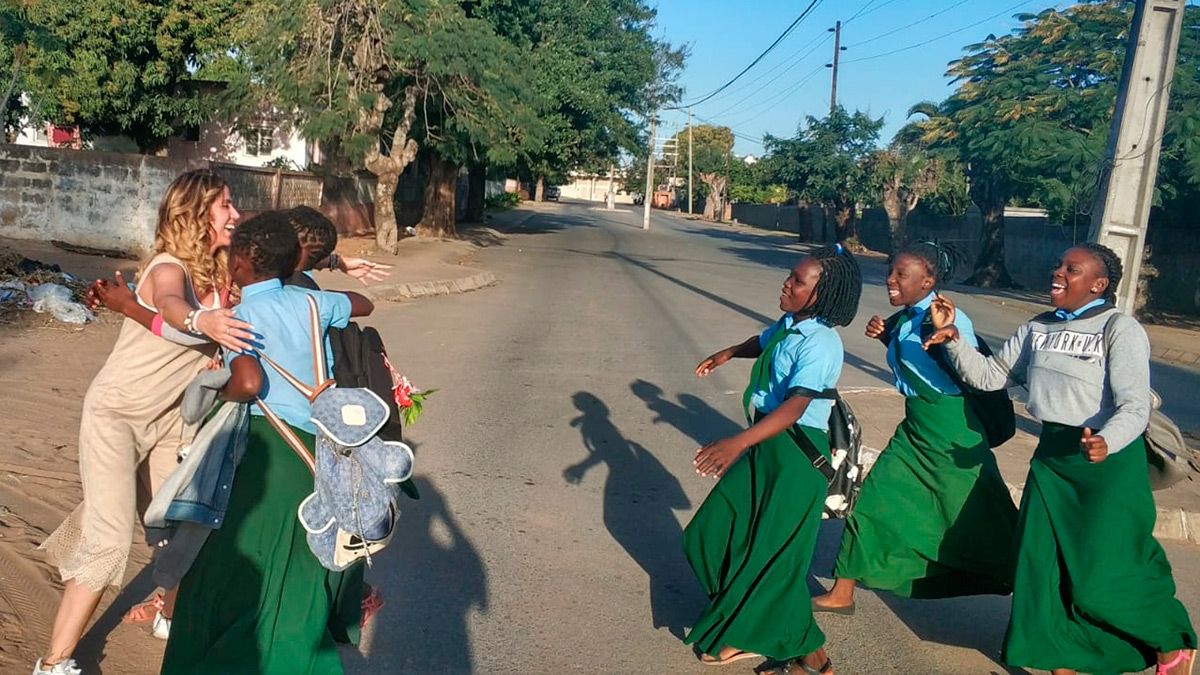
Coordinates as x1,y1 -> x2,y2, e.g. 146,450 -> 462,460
347,202 -> 1200,674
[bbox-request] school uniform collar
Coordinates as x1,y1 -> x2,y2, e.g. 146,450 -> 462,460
1054,298 -> 1109,321
241,278 -> 283,299
781,313 -> 824,335
907,292 -> 937,321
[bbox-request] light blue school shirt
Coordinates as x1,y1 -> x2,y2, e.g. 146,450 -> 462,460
1055,298 -> 1106,320
887,292 -> 977,398
751,314 -> 844,431
225,279 -> 351,433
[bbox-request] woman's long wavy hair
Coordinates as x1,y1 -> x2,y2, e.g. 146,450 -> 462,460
151,169 -> 230,299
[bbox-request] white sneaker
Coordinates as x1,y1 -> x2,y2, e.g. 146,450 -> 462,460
32,658 -> 82,675
152,610 -> 171,640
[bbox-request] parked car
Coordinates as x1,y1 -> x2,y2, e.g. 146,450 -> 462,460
545,186 -> 560,201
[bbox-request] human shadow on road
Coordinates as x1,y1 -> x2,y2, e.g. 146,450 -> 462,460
347,475 -> 487,674
563,392 -> 705,639
808,519 -> 1029,674
630,379 -> 744,448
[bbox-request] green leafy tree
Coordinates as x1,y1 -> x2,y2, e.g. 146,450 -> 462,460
868,147 -> 943,253
764,106 -> 882,247
17,0 -> 241,153
227,0 -> 537,247
906,2 -> 1167,287
669,124 -> 733,220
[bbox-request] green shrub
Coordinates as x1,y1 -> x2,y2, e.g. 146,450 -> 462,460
485,192 -> 521,210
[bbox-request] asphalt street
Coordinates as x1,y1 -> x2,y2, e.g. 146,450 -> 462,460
346,202 -> 1200,674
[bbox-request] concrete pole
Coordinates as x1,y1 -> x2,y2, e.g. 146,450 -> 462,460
643,115 -> 656,230
607,162 -> 615,210
688,108 -> 694,215
828,21 -> 842,113
1089,0 -> 1186,314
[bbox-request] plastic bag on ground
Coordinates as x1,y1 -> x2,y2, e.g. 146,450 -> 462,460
28,283 -> 95,324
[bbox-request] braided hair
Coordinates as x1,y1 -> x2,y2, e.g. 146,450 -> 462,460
806,244 -> 863,327
287,206 -> 338,270
231,211 -> 300,279
1075,242 -> 1123,301
897,240 -> 968,286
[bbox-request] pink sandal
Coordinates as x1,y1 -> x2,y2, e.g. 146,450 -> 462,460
1158,649 -> 1196,675
122,592 -> 165,624
360,585 -> 385,629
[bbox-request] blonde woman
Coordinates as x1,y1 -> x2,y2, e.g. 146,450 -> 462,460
34,169 -> 254,675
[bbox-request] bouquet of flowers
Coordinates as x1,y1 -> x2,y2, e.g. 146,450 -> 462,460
393,375 -> 436,426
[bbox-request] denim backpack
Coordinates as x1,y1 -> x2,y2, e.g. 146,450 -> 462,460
255,294 -> 414,571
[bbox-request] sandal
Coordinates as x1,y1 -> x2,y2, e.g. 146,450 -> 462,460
360,584 -> 385,629
1157,650 -> 1196,675
699,649 -> 762,666
752,657 -> 834,675
123,592 -> 165,624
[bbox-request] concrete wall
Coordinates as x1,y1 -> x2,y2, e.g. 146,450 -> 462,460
0,144 -> 193,254
0,144 -> 373,253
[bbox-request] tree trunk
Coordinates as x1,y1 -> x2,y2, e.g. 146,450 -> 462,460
833,198 -> 864,250
881,181 -> 904,256
534,175 -> 545,202
465,163 -> 486,222
964,174 -> 1015,287
374,171 -> 401,251
363,87 -> 420,254
700,172 -> 727,221
417,153 -> 460,238
0,48 -> 24,143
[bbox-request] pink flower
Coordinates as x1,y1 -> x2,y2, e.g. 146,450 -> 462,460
394,376 -> 415,408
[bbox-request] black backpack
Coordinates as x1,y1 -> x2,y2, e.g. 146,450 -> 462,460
883,310 -> 1016,448
789,390 -> 866,520
329,323 -> 419,500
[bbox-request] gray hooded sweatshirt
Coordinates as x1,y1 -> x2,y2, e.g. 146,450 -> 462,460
942,303 -> 1151,453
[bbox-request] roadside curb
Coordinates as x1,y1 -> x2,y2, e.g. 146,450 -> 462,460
1004,481 -> 1200,544
361,270 -> 497,302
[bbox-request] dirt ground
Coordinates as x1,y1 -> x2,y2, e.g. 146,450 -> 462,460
0,312 -> 166,674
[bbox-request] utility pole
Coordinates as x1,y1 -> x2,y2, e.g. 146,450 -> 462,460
826,21 -> 844,113
643,115 -> 656,230
1089,0 -> 1186,314
688,108 -> 694,215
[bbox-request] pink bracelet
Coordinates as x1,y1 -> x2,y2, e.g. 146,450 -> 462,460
151,314 -> 165,337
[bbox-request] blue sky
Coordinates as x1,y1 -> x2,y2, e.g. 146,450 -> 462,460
651,0 -> 1070,155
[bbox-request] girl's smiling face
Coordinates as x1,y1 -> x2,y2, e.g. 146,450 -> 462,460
1050,247 -> 1108,311
886,253 -> 935,308
780,257 -> 823,315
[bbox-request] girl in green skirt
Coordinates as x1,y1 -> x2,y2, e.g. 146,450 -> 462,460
685,245 -> 862,674
161,213 -> 375,674
926,243 -> 1196,675
814,242 -> 1018,613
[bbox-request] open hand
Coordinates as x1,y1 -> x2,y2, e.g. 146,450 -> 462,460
340,257 -> 392,284
1080,427 -> 1108,463
928,294 -> 957,329
923,325 -> 961,350
865,314 -> 885,339
194,308 -> 256,353
694,437 -> 746,479
86,271 -> 137,312
696,349 -> 732,377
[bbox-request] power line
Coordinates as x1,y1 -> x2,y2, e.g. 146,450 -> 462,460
705,34 -> 833,119
842,0 -> 1040,64
845,0 -> 905,24
847,0 -> 974,48
845,0 -> 882,24
696,30 -> 832,108
667,0 -> 824,110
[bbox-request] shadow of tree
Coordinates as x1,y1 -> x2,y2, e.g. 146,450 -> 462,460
563,391 -> 705,638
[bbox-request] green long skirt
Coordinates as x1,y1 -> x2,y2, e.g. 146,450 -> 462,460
683,425 -> 830,660
833,395 -> 1017,598
161,417 -> 358,674
1003,423 -> 1196,674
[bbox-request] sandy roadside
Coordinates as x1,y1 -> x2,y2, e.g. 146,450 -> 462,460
0,312 -> 164,675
